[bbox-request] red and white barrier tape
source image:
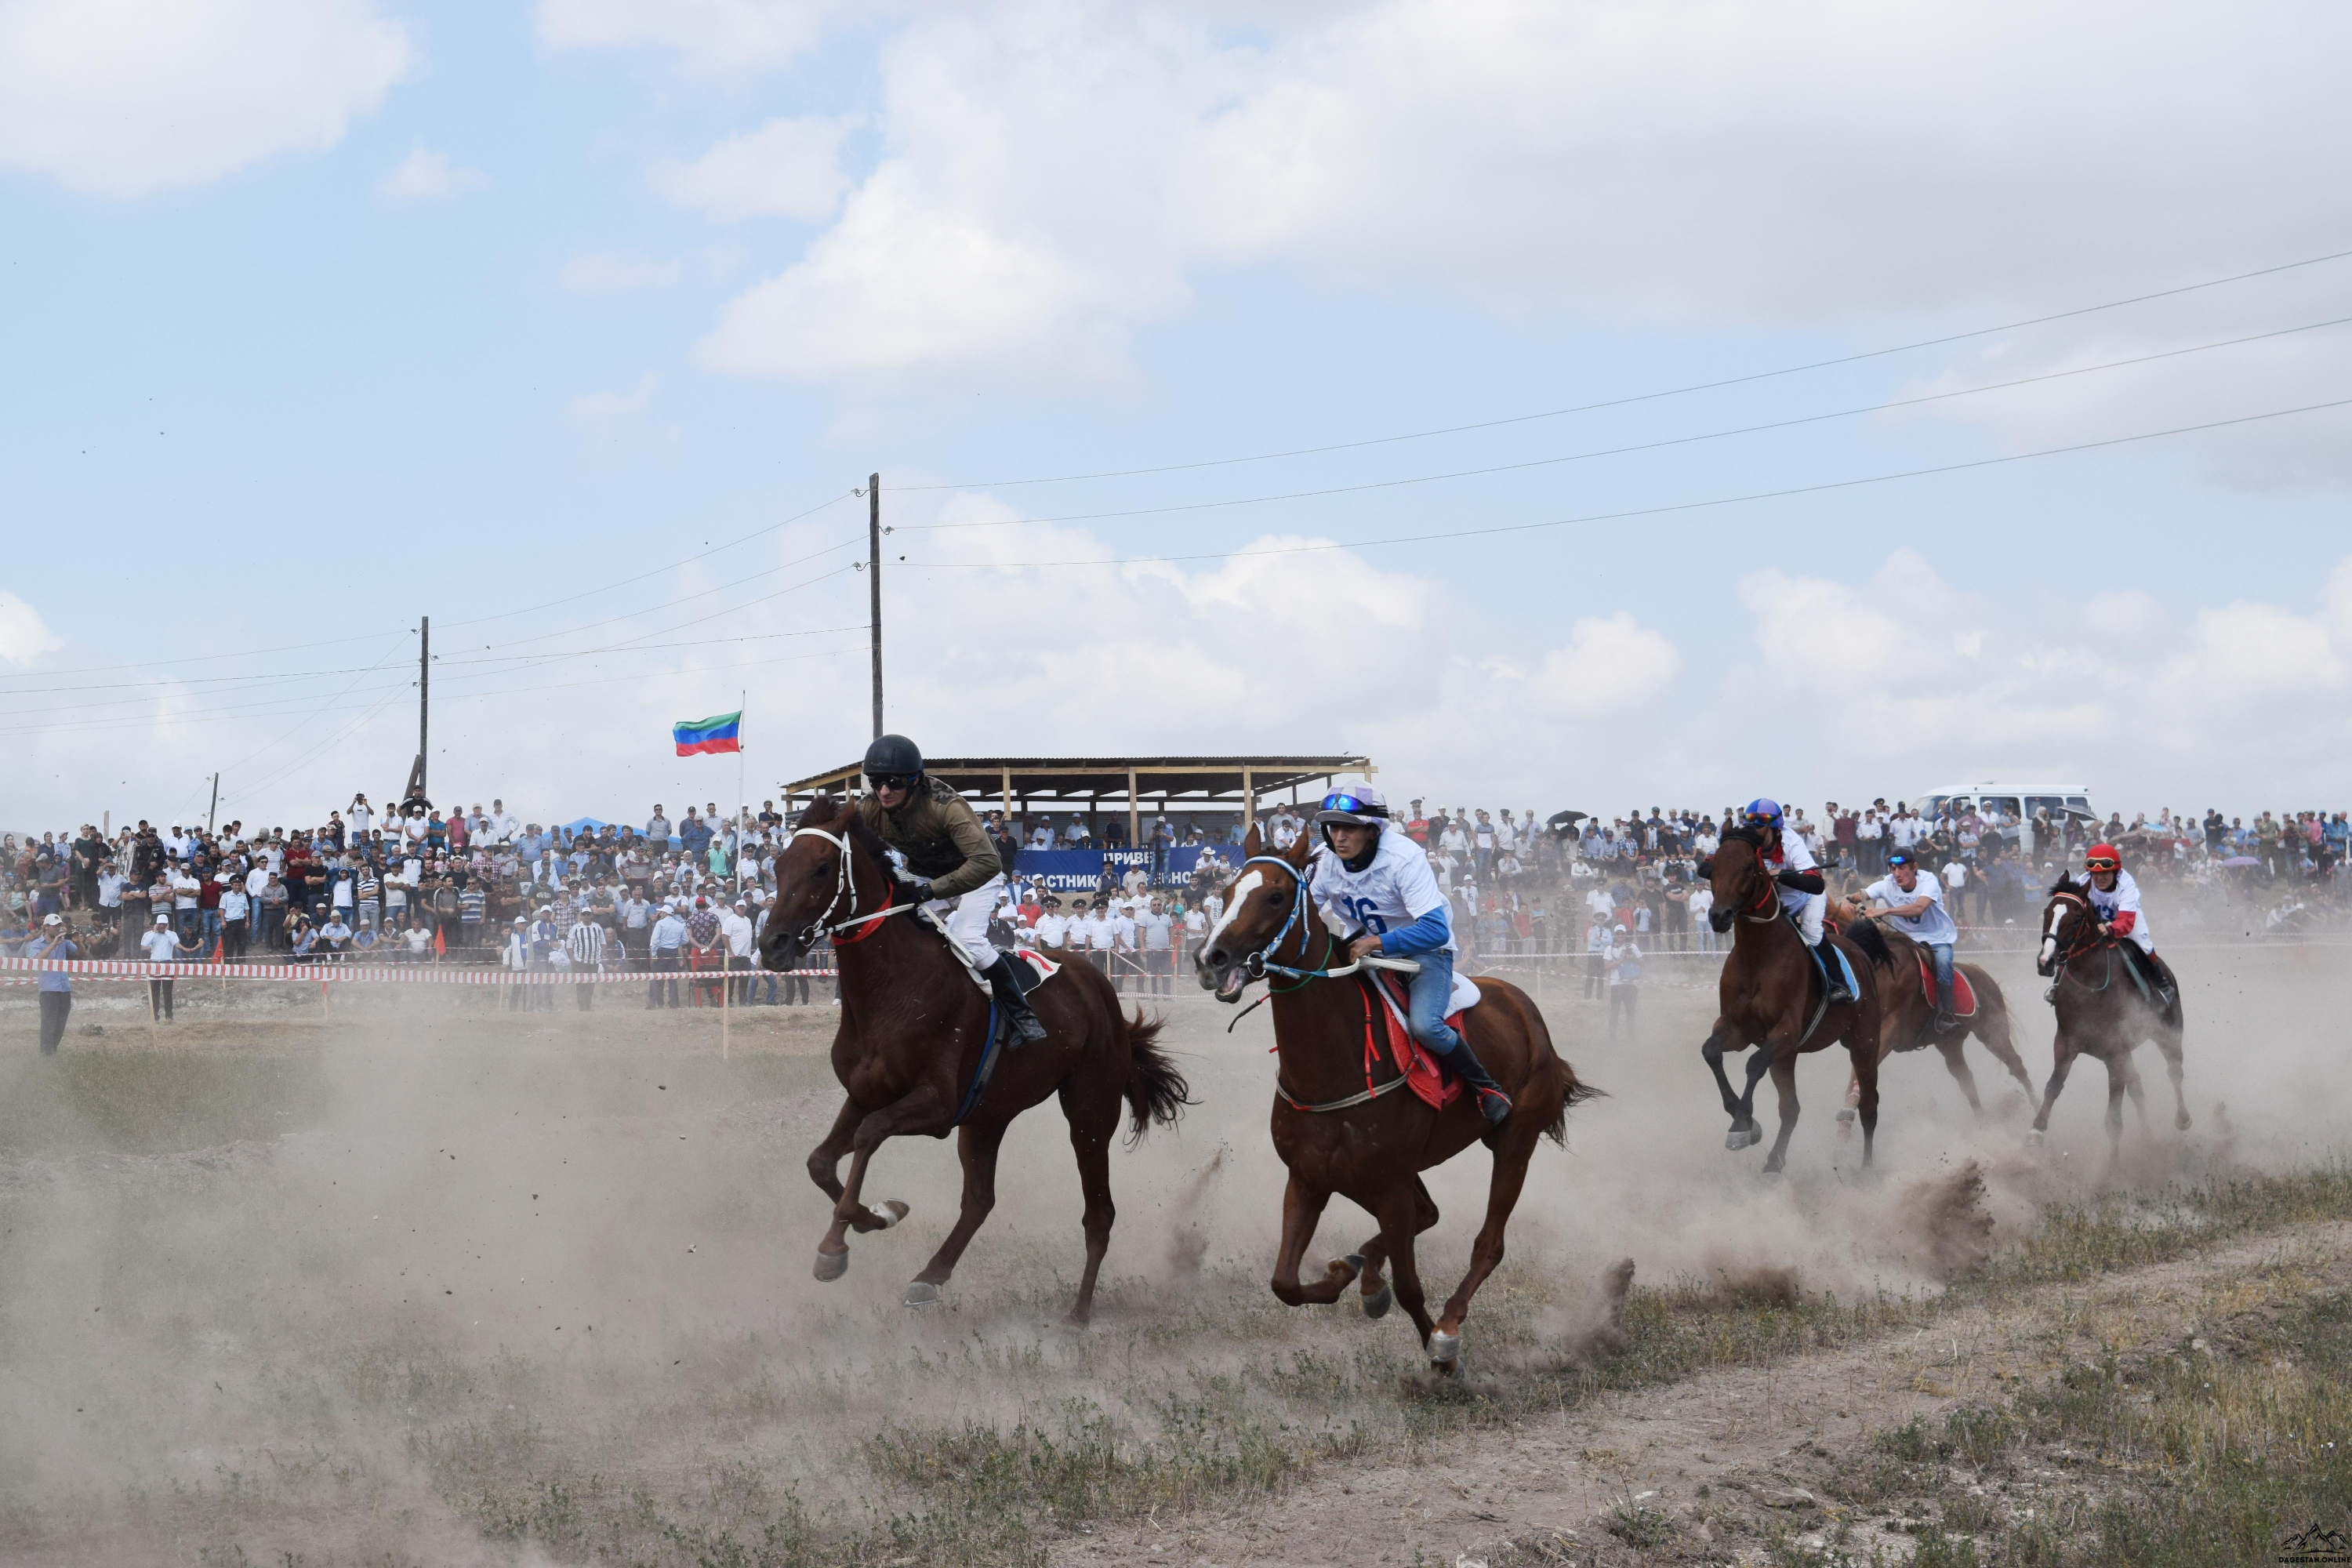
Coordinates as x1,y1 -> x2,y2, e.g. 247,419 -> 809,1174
0,956 -> 836,985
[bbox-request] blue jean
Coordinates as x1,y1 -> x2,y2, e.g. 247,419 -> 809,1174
1406,947 -> 1462,1055
201,909 -> 223,948
1928,942 -> 1955,1008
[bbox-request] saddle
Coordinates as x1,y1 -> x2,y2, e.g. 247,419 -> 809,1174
1363,968 -> 1468,1112
913,906 -> 1062,991
1915,950 -> 1978,1018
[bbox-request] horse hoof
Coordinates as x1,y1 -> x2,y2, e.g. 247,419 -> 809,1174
813,1248 -> 849,1283
1835,1108 -> 1856,1124
902,1281 -> 942,1308
1336,1253 -> 1366,1286
876,1200 -> 909,1229
1726,1124 -> 1762,1152
2026,1127 -> 2047,1147
2176,1112 -> 2194,1132
1362,1282 -> 1394,1320
1427,1329 -> 1461,1368
1760,1165 -> 1784,1182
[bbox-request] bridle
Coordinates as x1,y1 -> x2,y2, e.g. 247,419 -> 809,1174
1721,834 -> 1783,923
1225,855 -> 1345,987
783,824 -> 917,949
2042,887 -> 2103,962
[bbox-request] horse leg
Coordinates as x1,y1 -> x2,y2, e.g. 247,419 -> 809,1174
903,1122 -> 1006,1307
1761,1054 -> 1801,1175
2122,1052 -> 2151,1132
1432,1110 -> 1546,1360
1936,1036 -> 1984,1115
1059,1090 -> 1124,1327
1354,1177 -> 1436,1322
1267,1171 -> 1349,1307
2153,1024 -> 2190,1132
816,1080 -> 953,1279
2031,1031 -> 2077,1141
1374,1183 -> 1440,1358
2101,1054 -> 2129,1174
1703,1022 -> 1762,1148
807,1097 -> 910,1282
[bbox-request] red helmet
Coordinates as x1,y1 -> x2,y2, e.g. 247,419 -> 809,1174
2085,844 -> 2121,871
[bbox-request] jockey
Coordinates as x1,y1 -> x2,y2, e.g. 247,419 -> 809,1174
855,734 -> 1047,1046
2082,843 -> 2179,1012
1742,797 -> 1855,1005
1864,849 -> 1960,1031
1307,784 -> 1512,1124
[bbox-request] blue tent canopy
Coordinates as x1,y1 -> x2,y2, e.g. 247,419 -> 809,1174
559,816 -> 612,834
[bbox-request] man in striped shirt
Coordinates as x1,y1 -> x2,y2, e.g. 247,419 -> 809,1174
565,913 -> 608,1011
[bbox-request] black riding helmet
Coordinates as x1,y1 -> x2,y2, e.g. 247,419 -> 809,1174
863,733 -> 924,790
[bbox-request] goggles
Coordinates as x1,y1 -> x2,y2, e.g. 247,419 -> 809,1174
1886,851 -> 1913,867
1319,792 -> 1377,816
2085,853 -> 2120,870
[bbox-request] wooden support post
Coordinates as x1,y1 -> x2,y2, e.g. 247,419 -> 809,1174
1001,765 -> 1012,822
1127,767 -> 1139,860
1243,767 -> 1255,840
721,950 -> 730,1060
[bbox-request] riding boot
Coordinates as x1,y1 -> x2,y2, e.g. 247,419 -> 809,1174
985,953 -> 1049,1046
1443,1037 -> 1513,1125
1933,967 -> 1956,1034
1813,942 -> 1855,1006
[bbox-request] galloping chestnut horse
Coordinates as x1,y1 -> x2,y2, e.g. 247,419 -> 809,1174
758,797 -> 1189,1323
2031,874 -> 2189,1163
1835,911 -> 2035,1114
1700,827 -> 1883,1173
1194,826 -> 1595,1373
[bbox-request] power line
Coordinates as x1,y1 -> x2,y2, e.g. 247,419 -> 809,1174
898,312 -> 2352,535
907,392 -> 2352,570
898,241 -> 2352,492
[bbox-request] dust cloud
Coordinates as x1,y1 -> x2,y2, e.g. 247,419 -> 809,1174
0,930 -> 2344,1561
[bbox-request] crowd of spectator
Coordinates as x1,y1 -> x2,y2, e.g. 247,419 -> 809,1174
9,788 -> 2345,1039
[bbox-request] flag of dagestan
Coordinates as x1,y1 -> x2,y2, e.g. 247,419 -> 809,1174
673,710 -> 743,757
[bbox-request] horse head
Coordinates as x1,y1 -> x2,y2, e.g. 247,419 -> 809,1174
2037,873 -> 2091,977
759,796 -> 886,971
1193,822 -> 1314,1002
1705,826 -> 1772,932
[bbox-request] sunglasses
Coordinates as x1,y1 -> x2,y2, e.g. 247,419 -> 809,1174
872,775 -> 916,791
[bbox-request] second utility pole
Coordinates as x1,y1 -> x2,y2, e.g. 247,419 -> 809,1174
868,472 -> 884,740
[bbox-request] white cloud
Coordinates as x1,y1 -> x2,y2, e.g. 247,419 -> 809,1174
654,114 -> 851,220
0,590 -> 60,665
564,375 -> 659,424
672,0 -> 2352,396
0,0 -> 411,199
535,0 -> 834,69
557,249 -> 686,296
376,143 -> 488,205
1729,550 -> 2352,808
1526,615 -> 1682,720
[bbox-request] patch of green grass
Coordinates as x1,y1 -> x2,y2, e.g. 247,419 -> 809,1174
1988,1164 -> 2352,1287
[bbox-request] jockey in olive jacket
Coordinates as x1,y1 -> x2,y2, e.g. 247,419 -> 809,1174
855,733 -> 1047,1045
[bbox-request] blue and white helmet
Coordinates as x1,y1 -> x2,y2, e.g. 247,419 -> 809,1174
1740,797 -> 1784,832
1313,782 -> 1388,828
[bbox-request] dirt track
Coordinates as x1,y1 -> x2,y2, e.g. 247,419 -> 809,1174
0,945 -> 2346,1565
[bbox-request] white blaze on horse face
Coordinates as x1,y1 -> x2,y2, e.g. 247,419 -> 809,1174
1205,869 -> 1263,953
2038,900 -> 2066,965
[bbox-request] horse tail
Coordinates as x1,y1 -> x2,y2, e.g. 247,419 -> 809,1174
1121,1009 -> 1192,1143
1844,916 -> 1894,970
1521,995 -> 1602,1147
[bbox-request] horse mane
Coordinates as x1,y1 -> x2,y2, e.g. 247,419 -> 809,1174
1720,825 -> 1766,849
2050,870 -> 2082,895
792,794 -> 896,871
1844,916 -> 1896,968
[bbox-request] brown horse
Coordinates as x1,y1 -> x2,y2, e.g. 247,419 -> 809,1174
1193,826 -> 1595,1372
2031,875 -> 2188,1165
1835,910 -> 2035,1114
1700,828 -> 1883,1173
758,797 -> 1189,1323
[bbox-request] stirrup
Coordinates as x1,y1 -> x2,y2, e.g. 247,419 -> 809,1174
1472,1087 -> 1512,1125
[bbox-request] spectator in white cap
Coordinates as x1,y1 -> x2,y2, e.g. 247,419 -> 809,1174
647,900 -> 688,1008
140,912 -> 195,1020
30,913 -> 76,1054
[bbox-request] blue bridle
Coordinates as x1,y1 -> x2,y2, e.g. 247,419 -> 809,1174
1226,854 -> 1345,985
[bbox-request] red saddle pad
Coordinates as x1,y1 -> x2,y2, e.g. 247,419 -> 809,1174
1916,951 -> 1977,1017
1366,971 -> 1465,1111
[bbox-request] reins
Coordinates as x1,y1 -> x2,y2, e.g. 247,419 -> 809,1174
1217,852 -> 1421,1113
786,823 -> 919,947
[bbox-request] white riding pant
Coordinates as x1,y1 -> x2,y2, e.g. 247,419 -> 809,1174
1778,887 -> 1825,946
926,873 -> 1005,969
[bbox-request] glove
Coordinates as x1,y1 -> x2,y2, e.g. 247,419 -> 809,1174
898,875 -> 935,904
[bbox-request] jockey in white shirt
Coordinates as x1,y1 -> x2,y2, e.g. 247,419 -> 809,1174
1740,797 -> 1855,1006
1864,850 -> 1959,1029
1305,784 -> 1512,1123
2080,843 -> 2178,1011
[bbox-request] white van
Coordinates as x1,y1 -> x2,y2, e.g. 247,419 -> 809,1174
1919,782 -> 2095,857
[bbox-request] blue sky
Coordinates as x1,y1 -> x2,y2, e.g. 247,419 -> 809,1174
6,0 -> 2352,833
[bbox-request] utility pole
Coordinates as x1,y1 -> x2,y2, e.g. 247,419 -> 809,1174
405,615 -> 430,805
868,473 -> 884,740
206,772 -> 220,834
